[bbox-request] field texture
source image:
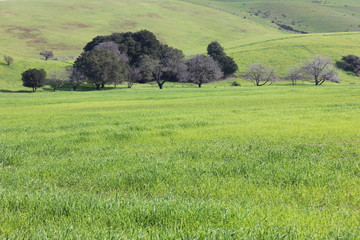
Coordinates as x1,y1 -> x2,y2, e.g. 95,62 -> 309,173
1,86 -> 359,238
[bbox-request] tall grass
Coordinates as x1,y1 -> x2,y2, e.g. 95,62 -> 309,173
1,86 -> 359,238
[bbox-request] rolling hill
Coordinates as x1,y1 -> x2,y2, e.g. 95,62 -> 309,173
0,0 -> 359,90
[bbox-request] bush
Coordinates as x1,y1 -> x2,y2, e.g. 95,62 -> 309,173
3,56 -> 14,65
231,81 -> 241,86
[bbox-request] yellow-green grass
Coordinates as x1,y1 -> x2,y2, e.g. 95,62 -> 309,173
0,0 -> 283,59
1,86 -> 359,238
186,0 -> 360,33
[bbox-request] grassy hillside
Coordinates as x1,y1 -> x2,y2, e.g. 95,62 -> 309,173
1,0 -> 360,91
1,86 -> 359,238
186,0 -> 360,33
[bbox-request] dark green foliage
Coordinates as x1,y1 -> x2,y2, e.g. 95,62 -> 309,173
207,41 -> 225,60
231,81 -> 241,86
21,68 -> 47,92
83,30 -> 163,66
207,41 -> 238,77
73,48 -> 128,90
337,55 -> 360,76
220,56 -> 238,77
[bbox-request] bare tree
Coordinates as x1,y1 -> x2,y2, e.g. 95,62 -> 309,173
302,56 -> 339,85
245,63 -> 278,86
139,46 -> 185,89
40,51 -> 54,60
47,71 -> 69,92
3,56 -> 14,65
67,68 -> 87,91
287,67 -> 304,85
94,41 -> 129,62
126,67 -> 141,88
186,55 -> 223,88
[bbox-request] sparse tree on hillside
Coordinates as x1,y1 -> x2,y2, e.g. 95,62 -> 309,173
302,56 -> 339,85
4,56 -> 14,65
21,68 -> 47,92
186,55 -> 223,87
245,63 -> 278,86
40,51 -> 54,60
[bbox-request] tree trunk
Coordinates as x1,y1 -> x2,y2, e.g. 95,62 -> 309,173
198,83 -> 202,88
158,82 -> 164,89
101,83 -> 105,88
96,84 -> 100,90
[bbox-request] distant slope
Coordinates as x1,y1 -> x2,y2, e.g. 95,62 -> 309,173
185,0 -> 360,33
0,0 -> 359,90
0,0 -> 283,58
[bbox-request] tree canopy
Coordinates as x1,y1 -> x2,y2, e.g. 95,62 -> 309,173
21,68 -> 47,92
73,48 -> 128,89
83,30 -> 163,66
207,41 -> 238,77
186,55 -> 223,87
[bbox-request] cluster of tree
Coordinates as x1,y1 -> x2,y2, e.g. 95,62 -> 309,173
245,56 -> 339,86
70,30 -> 236,90
337,55 -> 360,76
19,30 -> 358,91
20,30 -> 237,91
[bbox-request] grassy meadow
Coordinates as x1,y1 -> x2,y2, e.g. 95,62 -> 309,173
1,86 -> 359,238
1,0 -> 360,238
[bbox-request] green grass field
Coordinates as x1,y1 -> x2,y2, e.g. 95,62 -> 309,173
1,86 -> 359,238
1,0 -> 360,238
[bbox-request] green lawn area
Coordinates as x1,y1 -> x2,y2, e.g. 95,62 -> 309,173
1,86 -> 359,238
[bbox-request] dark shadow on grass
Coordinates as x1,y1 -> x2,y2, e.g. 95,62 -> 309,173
0,89 -> 33,93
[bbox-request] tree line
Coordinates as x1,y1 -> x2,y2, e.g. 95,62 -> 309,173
16,30 -> 359,91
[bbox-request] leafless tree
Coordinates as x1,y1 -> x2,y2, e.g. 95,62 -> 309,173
47,71 -> 69,92
186,55 -> 223,87
94,41 -> 129,62
126,67 -> 141,88
40,51 -> 54,60
139,47 -> 185,89
3,56 -> 14,65
287,67 -> 304,85
67,68 -> 88,91
245,63 -> 278,86
302,56 -> 339,85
